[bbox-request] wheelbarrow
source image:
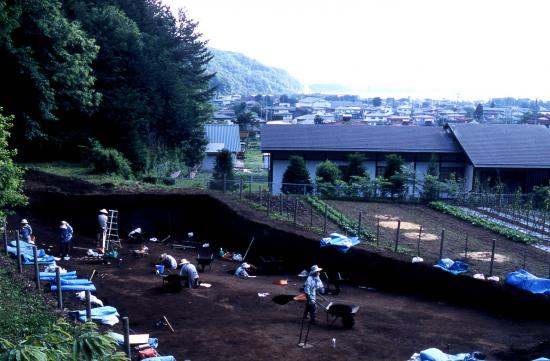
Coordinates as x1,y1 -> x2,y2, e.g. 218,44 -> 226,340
196,247 -> 214,272
316,294 -> 359,329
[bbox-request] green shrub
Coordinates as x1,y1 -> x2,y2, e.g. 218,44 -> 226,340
141,176 -> 157,184
163,177 -> 176,186
87,140 -> 132,179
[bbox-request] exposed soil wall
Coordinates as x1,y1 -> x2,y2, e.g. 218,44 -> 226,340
26,190 -> 549,320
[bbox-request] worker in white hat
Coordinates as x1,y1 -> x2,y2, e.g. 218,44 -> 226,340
234,262 -> 255,278
97,209 -> 108,248
179,259 -> 199,288
159,253 -> 178,270
19,219 -> 33,243
303,265 -> 325,325
59,221 -> 74,261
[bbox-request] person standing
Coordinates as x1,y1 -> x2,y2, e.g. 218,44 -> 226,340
179,259 -> 199,288
19,219 -> 33,243
59,221 -> 74,261
303,265 -> 324,325
97,209 -> 108,249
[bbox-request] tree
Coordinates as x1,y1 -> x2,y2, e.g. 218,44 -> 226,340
0,109 -> 27,221
421,154 -> 441,203
383,154 -> 405,198
474,104 -> 484,122
314,115 -> 324,124
236,112 -> 257,130
316,160 -> 340,184
212,149 -> 234,189
281,155 -> 311,194
344,153 -> 366,183
372,97 -> 382,107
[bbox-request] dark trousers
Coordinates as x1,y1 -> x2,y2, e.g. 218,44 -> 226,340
303,302 -> 316,324
60,242 -> 71,257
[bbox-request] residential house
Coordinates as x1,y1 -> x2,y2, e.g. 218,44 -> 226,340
202,124 -> 241,171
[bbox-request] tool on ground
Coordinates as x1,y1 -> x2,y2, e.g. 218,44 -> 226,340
163,315 -> 175,333
89,269 -> 96,281
160,235 -> 171,243
242,237 -> 255,261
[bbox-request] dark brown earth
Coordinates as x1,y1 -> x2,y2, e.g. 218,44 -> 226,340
6,170 -> 550,361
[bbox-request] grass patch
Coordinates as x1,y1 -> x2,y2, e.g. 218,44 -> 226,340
0,262 -> 55,342
243,140 -> 266,175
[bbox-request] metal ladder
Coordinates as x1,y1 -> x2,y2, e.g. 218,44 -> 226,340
106,209 -> 121,250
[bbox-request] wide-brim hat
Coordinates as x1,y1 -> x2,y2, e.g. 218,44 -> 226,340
99,209 -> 108,214
310,265 -> 322,274
242,262 -> 251,269
21,219 -> 28,224
179,258 -> 189,265
187,232 -> 194,237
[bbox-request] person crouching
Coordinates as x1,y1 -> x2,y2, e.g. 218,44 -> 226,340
235,262 -> 255,278
179,259 -> 199,288
159,253 -> 178,270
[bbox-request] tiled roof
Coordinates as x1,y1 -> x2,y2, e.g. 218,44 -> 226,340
448,124 -> 550,168
261,124 -> 460,153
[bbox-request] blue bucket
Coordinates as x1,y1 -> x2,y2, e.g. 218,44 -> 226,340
155,264 -> 165,273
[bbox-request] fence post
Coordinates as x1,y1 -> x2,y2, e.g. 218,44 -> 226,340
3,220 -> 7,255
310,203 -> 313,228
85,290 -> 92,321
394,220 -> 401,252
280,194 -> 284,216
439,229 -> 445,260
293,197 -> 298,227
32,246 -> 40,291
489,239 -> 496,276
417,225 -> 423,257
323,204 -> 328,234
249,181 -> 252,199
239,178 -> 243,199
56,267 -> 63,309
267,195 -> 271,217
522,243 -> 527,269
123,316 -> 131,358
464,235 -> 469,262
258,186 -> 262,206
357,211 -> 362,239
223,173 -> 227,193
303,184 -> 306,196
376,218 -> 380,245
16,230 -> 22,273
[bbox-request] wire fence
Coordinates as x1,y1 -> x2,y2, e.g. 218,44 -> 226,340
201,178 -> 550,280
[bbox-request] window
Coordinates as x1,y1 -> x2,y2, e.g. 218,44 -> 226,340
376,166 -> 385,178
440,167 -> 464,180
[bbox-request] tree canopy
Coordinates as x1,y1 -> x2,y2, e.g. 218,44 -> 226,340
0,0 -> 214,173
282,155 -> 311,194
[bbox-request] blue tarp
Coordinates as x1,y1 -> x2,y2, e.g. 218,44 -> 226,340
7,240 -> 55,265
77,306 -> 118,322
505,269 -> 550,295
60,279 -> 92,285
433,258 -> 469,275
142,357 -> 176,361
40,271 -> 77,281
320,233 -> 360,253
419,348 -> 484,361
51,284 -> 96,292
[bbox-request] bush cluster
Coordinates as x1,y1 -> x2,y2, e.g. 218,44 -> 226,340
87,140 -> 132,179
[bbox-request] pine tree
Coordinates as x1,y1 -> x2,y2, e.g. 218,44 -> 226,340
282,156 -> 311,194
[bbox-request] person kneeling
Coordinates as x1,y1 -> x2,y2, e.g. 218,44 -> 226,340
179,259 -> 199,288
234,262 -> 255,278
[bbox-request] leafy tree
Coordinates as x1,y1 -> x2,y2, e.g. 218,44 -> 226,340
0,109 -> 27,221
474,104 -> 484,122
316,160 -> 341,184
212,149 -> 234,189
383,154 -> 405,198
372,97 -> 382,107
281,155 -> 311,194
314,115 -> 324,124
344,153 -> 366,183
421,154 -> 441,203
236,112 -> 257,130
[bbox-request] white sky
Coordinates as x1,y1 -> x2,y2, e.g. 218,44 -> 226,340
164,0 -> 550,100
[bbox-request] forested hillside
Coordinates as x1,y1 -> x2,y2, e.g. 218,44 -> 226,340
0,0 -> 214,174
208,48 -> 303,95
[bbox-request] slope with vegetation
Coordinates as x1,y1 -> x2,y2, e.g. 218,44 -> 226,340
208,48 -> 303,95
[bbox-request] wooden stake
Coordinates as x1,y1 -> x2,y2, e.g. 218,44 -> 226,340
56,267 -> 63,309
417,225 -> 423,257
243,237 -> 255,262
163,315 -> 175,333
33,246 -> 40,291
489,239 -> 496,276
123,317 -> 131,357
16,231 -> 22,273
439,229 -> 445,260
85,290 -> 92,321
394,220 -> 401,252
323,204 -> 328,234
89,269 -> 96,281
3,220 -> 7,255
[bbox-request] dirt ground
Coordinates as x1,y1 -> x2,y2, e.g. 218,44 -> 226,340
326,200 -> 550,279
7,171 -> 550,361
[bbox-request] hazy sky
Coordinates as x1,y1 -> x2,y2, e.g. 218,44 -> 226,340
164,0 -> 549,100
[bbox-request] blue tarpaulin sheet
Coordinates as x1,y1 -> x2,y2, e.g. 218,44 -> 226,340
418,348 -> 484,361
40,271 -> 77,281
7,240 -> 55,265
142,357 -> 176,361
108,332 -> 159,349
51,284 -> 96,292
77,306 -> 118,322
320,233 -> 360,253
433,258 -> 469,275
60,279 -> 92,285
505,269 -> 550,295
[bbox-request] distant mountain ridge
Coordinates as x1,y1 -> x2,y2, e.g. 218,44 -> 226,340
207,48 -> 303,95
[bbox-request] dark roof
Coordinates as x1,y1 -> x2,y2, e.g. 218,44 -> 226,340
261,125 -> 461,153
448,124 -> 550,168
